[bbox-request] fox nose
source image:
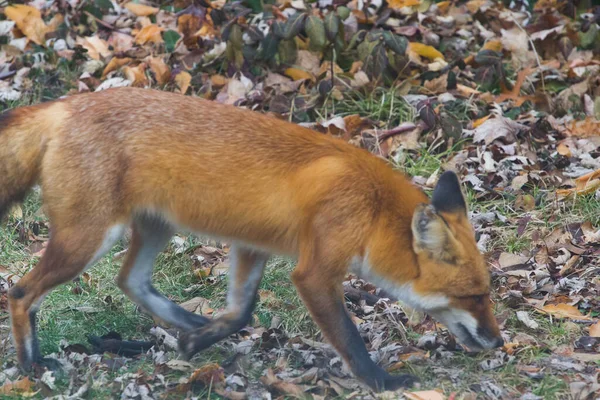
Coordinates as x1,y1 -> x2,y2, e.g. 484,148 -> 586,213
493,337 -> 504,348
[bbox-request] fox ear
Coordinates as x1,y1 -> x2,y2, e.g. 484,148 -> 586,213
431,171 -> 467,215
411,204 -> 459,263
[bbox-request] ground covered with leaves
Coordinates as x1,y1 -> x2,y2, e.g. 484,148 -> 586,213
1,0 -> 600,398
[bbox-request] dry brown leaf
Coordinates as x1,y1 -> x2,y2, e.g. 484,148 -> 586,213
409,42 -> 444,60
76,36 -> 111,60
5,4 -> 50,45
175,71 -> 192,94
539,303 -> 591,320
284,68 -> 314,82
135,24 -> 164,45
557,169 -> 600,197
147,57 -> 171,85
589,321 -> 600,337
404,390 -> 446,400
564,117 -> 600,138
102,57 -> 132,78
388,0 -> 421,10
125,2 -> 159,17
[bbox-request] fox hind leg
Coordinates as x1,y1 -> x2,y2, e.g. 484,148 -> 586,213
117,215 -> 210,331
9,223 -> 124,371
179,244 -> 268,358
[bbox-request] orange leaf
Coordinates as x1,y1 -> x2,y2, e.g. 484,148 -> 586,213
472,115 -> 490,128
210,74 -> 229,87
5,4 -> 50,45
388,0 -> 421,10
590,321 -> 600,337
135,24 -> 164,45
122,64 -> 148,86
175,71 -> 192,94
284,67 -> 315,82
124,2 -> 159,17
0,377 -> 34,395
102,57 -> 132,78
540,303 -> 591,320
147,57 -> 171,85
409,42 -> 444,60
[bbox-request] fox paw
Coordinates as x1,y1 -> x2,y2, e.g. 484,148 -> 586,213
381,373 -> 419,391
31,357 -> 63,374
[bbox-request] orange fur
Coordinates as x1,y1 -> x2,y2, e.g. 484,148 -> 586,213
1,88 -> 501,390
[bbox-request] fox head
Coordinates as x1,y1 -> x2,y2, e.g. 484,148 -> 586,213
407,171 -> 503,351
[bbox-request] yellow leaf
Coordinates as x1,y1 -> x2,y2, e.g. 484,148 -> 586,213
590,321 -> 600,337
135,24 -> 164,45
483,39 -> 503,52
175,71 -> 192,94
147,57 -> 171,85
102,57 -> 132,78
124,2 -> 159,17
540,303 -> 591,320
409,42 -> 444,60
5,4 -> 50,45
284,67 -> 314,82
387,0 -> 421,10
472,115 -> 490,128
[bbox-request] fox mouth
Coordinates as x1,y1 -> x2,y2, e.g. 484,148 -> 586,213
455,323 -> 486,351
454,323 -> 503,352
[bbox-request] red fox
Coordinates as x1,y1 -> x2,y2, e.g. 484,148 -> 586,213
1,87 -> 502,391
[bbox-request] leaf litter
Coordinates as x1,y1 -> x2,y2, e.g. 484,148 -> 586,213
1,0 -> 600,398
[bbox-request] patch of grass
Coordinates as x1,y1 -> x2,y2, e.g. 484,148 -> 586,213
315,85 -> 415,129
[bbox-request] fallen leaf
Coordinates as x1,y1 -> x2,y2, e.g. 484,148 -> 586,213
102,57 -> 133,78
540,304 -> 591,320
122,64 -> 148,86
0,377 -> 34,395
284,67 -> 314,82
409,42 -> 444,60
4,4 -> 50,45
147,57 -> 171,85
404,390 -> 446,400
175,71 -> 191,94
388,0 -> 421,10
76,36 -> 111,60
125,3 -> 159,17
135,24 -> 164,45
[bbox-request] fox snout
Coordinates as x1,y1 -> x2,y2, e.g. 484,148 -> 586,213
430,306 -> 503,352
455,322 -> 504,351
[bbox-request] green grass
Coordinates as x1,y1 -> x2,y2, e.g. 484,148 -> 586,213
315,85 -> 415,129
